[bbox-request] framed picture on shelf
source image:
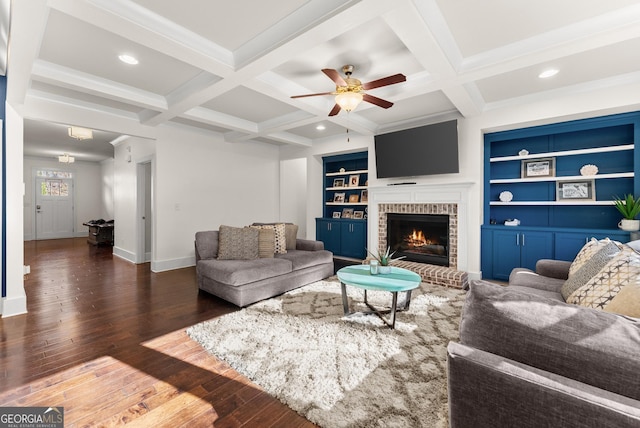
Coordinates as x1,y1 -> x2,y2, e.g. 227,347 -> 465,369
342,208 -> 354,218
332,211 -> 341,218
353,211 -> 364,219
348,194 -> 359,203
361,189 -> 368,202
349,175 -> 360,187
556,179 -> 595,201
521,157 -> 555,178
333,192 -> 345,203
333,178 -> 345,188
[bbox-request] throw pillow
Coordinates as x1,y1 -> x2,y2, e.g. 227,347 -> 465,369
604,284 -> 640,318
567,245 -> 640,313
256,228 -> 275,258
250,224 -> 287,254
216,225 -> 259,260
561,241 -> 620,301
284,224 -> 298,250
568,238 -> 616,276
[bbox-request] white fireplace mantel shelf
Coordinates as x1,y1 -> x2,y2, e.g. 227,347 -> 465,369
367,182 -> 476,274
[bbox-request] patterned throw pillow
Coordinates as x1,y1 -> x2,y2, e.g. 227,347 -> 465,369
250,224 -> 287,254
561,241 -> 620,301
216,225 -> 259,260
569,238 -> 616,277
567,246 -> 640,312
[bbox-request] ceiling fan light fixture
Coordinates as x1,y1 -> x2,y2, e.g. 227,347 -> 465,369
68,126 -> 93,140
335,91 -> 363,112
58,153 -> 75,163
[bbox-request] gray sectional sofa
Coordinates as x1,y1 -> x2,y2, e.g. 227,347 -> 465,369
448,239 -> 640,427
195,228 -> 333,307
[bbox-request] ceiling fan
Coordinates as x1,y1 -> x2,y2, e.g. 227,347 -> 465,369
291,65 -> 406,116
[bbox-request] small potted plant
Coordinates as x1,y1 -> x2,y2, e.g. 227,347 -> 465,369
613,194 -> 640,231
366,246 -> 405,274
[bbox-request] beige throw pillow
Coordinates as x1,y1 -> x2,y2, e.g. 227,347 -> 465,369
217,225 -> 259,260
603,284 -> 640,318
284,224 -> 298,250
256,228 -> 275,258
567,245 -> 640,313
250,224 -> 287,254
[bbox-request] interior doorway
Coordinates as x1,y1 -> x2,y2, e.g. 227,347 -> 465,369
34,171 -> 75,240
136,160 -> 152,263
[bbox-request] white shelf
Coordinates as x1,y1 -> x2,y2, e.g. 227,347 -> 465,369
326,169 -> 368,177
326,202 -> 369,206
489,144 -> 634,162
490,200 -> 616,206
490,172 -> 634,184
326,186 -> 368,191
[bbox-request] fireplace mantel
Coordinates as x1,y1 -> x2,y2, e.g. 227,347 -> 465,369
368,182 -> 474,273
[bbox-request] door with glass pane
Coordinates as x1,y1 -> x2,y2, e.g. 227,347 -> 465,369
35,176 -> 74,239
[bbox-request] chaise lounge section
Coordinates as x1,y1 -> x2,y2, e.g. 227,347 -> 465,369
195,225 -> 334,307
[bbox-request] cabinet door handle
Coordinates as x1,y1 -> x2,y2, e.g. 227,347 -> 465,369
516,234 -> 519,246
521,234 -> 525,246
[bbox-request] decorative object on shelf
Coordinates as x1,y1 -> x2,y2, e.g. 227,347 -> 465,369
499,191 -> 513,202
556,179 -> 595,201
342,208 -> 354,218
333,178 -> 345,187
353,211 -> 364,219
365,180 -> 369,186
339,168 -> 345,173
579,164 -> 599,176
521,157 -> 555,178
366,246 -> 405,274
361,189 -> 368,202
349,175 -> 360,187
332,212 -> 341,218
504,218 -> 520,226
349,194 -> 359,203
613,194 -> 640,231
518,149 -> 529,156
333,192 -> 345,203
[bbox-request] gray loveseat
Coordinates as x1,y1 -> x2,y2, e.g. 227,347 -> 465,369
195,229 -> 333,307
447,240 -> 640,427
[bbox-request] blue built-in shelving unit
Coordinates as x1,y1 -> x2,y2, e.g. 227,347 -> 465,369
481,111 -> 640,280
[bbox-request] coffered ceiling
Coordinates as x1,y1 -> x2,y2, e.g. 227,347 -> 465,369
8,0 -> 640,161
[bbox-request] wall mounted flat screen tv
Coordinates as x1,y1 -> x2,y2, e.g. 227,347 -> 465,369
374,120 -> 459,178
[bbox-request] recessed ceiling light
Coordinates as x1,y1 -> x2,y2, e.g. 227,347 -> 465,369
316,124 -> 326,131
538,69 -> 558,79
118,54 -> 139,65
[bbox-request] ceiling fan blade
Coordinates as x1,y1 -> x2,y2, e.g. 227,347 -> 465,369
291,92 -> 334,99
322,68 -> 347,86
362,73 -> 406,90
363,93 -> 394,109
328,104 -> 342,116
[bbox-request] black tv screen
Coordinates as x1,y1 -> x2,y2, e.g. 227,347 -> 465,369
374,120 -> 459,178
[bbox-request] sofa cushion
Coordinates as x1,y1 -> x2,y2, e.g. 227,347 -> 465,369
256,228 -> 275,258
460,280 -> 640,401
250,224 -> 287,254
567,245 -> 640,315
560,240 -> 619,300
275,249 -> 333,271
217,225 -> 259,260
197,258 -> 292,286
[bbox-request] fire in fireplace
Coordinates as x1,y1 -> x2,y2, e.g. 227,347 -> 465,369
387,213 -> 449,267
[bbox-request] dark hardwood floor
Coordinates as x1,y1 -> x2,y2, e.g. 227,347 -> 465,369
0,238 -> 316,427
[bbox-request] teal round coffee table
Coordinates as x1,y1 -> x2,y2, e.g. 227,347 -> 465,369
337,265 -> 421,329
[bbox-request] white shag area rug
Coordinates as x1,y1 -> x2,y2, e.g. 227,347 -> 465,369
187,277 -> 466,428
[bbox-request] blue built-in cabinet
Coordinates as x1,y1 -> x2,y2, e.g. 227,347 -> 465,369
482,111 -> 640,280
316,152 -> 368,259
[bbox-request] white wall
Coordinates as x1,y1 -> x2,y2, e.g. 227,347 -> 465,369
100,159 -> 114,220
280,158 -> 308,238
23,156 -> 107,240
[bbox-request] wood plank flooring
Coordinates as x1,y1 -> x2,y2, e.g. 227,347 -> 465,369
0,238 -> 317,427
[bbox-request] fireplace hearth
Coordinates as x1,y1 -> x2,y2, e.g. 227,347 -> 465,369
387,213 -> 449,267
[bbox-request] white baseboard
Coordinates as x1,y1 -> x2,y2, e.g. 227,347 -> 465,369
2,295 -> 28,317
113,246 -> 136,264
151,256 -> 195,273
467,271 -> 482,281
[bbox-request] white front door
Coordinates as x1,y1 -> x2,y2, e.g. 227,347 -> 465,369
35,177 -> 74,239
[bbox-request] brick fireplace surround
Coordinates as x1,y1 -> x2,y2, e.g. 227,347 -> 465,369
367,183 -> 473,289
